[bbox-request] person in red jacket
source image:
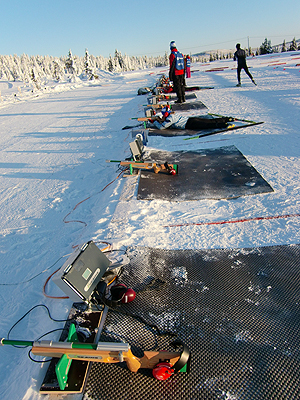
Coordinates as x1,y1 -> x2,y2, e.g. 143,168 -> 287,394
184,55 -> 191,78
169,41 -> 186,103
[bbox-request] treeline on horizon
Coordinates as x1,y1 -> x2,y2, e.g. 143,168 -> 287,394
0,37 -> 299,85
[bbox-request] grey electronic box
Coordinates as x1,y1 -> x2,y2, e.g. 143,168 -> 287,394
53,241 -> 111,302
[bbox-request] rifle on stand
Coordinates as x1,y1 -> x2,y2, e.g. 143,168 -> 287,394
1,330 -> 190,387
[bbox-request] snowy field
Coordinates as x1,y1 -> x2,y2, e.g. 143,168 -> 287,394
0,51 -> 300,399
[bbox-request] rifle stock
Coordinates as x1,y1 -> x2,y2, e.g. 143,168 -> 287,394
139,350 -> 180,370
131,112 -> 174,122
2,339 -> 181,373
32,344 -> 144,372
106,160 -> 178,175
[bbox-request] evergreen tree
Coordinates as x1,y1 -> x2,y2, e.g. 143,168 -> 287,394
259,38 -> 273,55
94,55 -> 106,70
19,54 -> 30,82
281,40 -> 287,52
53,59 -> 63,81
114,49 -> 126,71
30,68 -> 41,89
164,51 -> 168,65
65,49 -> 75,74
12,55 -> 22,81
107,56 -> 114,72
289,37 -> 297,51
84,48 -> 94,79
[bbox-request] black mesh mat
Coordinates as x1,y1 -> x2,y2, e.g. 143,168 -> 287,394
137,146 -> 273,200
148,127 -> 201,137
83,244 -> 300,400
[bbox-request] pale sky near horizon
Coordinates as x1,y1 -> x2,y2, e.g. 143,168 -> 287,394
1,0 -> 299,58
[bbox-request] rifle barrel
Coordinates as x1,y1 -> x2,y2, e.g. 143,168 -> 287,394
1,338 -> 33,347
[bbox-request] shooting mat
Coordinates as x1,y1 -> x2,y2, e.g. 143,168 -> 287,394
171,100 -> 207,112
147,93 -> 197,105
169,92 -> 198,101
83,244 -> 300,400
137,145 -> 273,200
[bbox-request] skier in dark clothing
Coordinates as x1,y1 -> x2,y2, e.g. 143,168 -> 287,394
234,43 -> 256,86
169,41 -> 186,103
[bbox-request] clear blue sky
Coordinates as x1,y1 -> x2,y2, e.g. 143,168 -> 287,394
1,0 -> 299,58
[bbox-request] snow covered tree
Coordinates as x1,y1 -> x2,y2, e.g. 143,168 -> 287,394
30,67 -> 41,89
19,54 -> 30,82
107,56 -> 114,72
281,40 -> 287,52
164,51 -> 168,65
114,49 -> 126,71
30,55 -> 44,83
65,49 -> 75,74
42,55 -> 55,77
94,55 -> 106,70
289,37 -> 297,51
83,48 -> 94,79
53,59 -> 63,81
259,38 -> 273,55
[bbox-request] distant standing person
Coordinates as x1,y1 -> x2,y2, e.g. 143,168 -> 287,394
234,43 -> 256,86
185,55 -> 191,78
169,41 -> 186,103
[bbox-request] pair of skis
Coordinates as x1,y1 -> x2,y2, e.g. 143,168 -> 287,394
183,114 -> 264,141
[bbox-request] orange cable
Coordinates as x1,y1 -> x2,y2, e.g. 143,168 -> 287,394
43,267 -> 69,299
63,168 -> 128,226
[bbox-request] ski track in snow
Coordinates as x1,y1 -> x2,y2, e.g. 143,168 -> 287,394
0,52 -> 300,399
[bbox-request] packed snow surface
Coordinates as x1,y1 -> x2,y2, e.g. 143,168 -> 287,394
0,51 -> 300,399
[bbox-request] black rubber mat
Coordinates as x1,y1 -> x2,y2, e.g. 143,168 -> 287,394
137,146 -> 273,200
171,100 -> 207,111
168,92 -> 198,101
83,244 -> 300,400
147,93 -> 197,105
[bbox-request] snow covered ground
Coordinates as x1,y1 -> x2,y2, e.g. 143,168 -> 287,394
0,51 -> 300,399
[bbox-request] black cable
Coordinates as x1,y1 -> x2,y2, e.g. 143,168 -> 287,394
108,307 -> 177,338
116,164 -> 128,174
0,243 -> 126,286
28,349 -> 52,363
0,255 -> 66,286
103,253 -> 174,338
8,306 -> 76,364
7,304 -> 71,346
28,327 -> 69,363
102,328 -> 159,351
